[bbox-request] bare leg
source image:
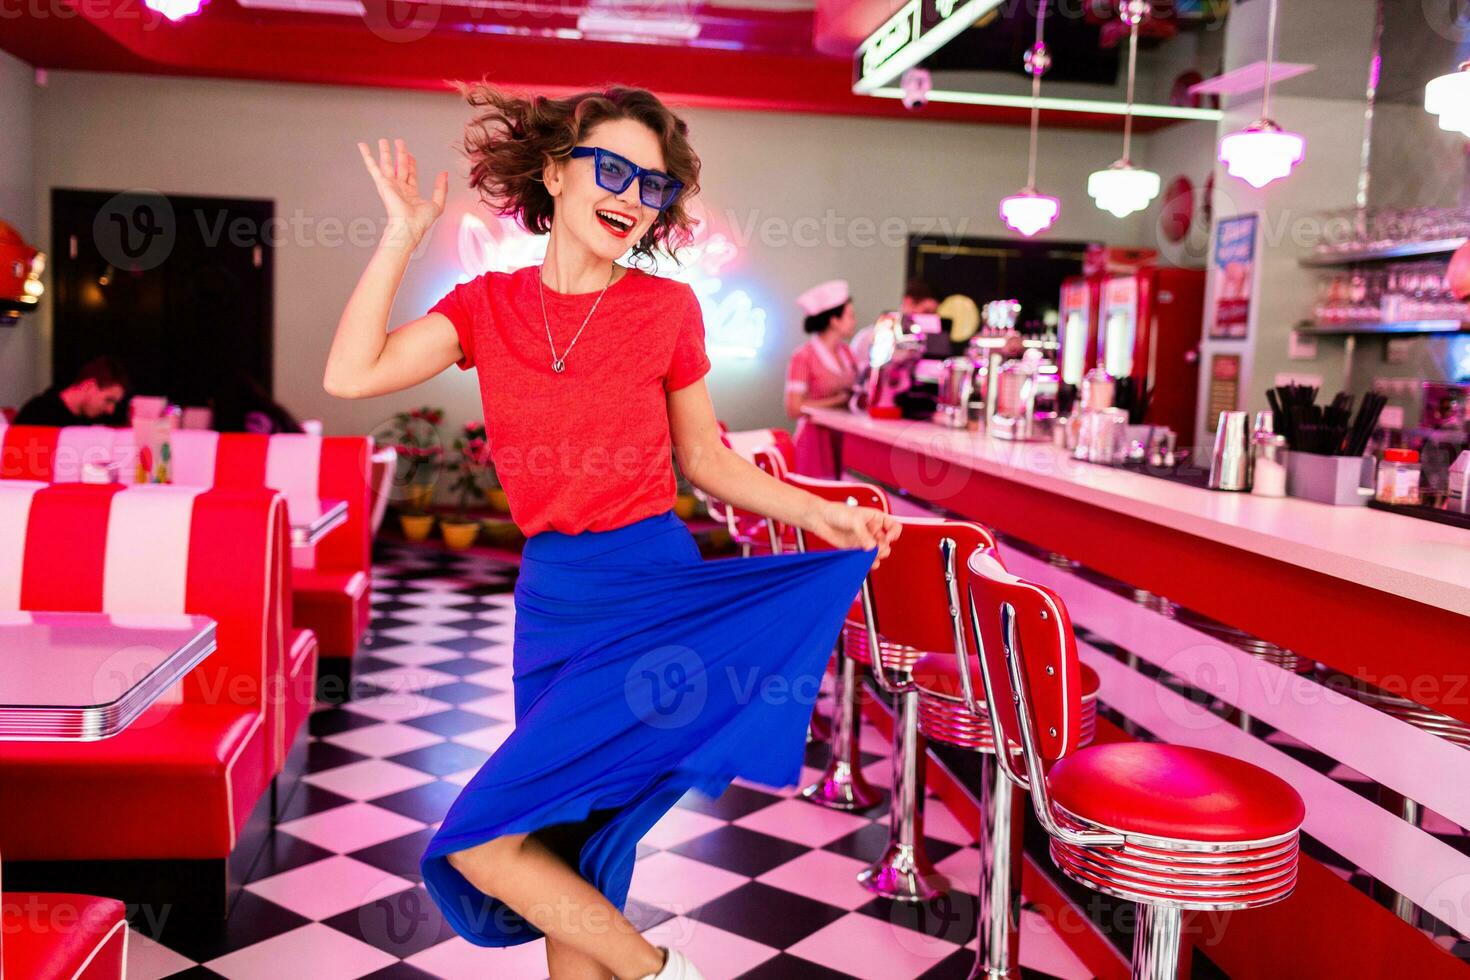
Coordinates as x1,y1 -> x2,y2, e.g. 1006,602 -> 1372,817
548,936 -> 616,980
447,832 -> 665,980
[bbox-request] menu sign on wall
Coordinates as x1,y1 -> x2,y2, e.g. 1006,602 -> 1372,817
1205,353 -> 1241,432
854,0 -> 1004,93
1209,213 -> 1258,340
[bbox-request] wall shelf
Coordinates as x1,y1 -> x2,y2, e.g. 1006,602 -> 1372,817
1296,320 -> 1467,336
1299,238 -> 1467,268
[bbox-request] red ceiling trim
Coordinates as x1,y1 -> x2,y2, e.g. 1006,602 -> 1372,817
2,1 -> 1179,131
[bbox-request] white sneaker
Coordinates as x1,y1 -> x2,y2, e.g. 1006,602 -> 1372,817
638,946 -> 705,980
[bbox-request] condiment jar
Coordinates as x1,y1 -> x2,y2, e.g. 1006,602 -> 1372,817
1080,362 -> 1115,411
1375,448 -> 1422,506
1250,433 -> 1288,497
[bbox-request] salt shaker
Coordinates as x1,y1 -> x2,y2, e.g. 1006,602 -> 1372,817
1251,433 -> 1288,497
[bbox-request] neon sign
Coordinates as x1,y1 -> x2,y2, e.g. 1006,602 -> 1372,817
854,0 -> 1005,94
455,205 -> 767,360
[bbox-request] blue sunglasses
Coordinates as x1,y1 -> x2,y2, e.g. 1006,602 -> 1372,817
569,146 -> 684,211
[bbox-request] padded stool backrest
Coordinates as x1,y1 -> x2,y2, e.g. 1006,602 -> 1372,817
866,516 -> 995,655
782,473 -> 888,552
962,548 -> 1083,763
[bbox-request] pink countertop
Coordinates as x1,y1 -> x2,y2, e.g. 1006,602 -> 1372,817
805,407 -> 1470,617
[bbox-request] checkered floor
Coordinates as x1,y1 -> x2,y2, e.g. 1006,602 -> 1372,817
123,541 -> 1093,979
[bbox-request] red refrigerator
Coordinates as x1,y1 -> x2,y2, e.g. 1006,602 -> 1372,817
1097,266 -> 1206,439
1058,276 -> 1103,388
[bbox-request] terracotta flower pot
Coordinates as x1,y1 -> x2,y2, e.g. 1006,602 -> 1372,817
406,484 -> 434,512
441,520 -> 480,551
479,518 -> 526,550
483,487 -> 511,513
399,513 -> 435,541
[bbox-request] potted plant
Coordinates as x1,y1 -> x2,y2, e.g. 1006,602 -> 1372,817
471,424 -> 509,513
673,453 -> 700,520
441,421 -> 488,550
389,406 -> 444,541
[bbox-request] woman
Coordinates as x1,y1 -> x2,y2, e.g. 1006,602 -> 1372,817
324,86 -> 898,980
785,279 -> 859,478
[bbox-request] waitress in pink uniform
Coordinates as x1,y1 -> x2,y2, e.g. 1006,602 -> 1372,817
785,278 -> 859,478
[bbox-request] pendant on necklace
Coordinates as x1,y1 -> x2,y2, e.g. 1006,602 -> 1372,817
552,358 -> 566,374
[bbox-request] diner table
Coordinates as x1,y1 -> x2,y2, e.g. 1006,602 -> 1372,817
287,497 -> 348,548
0,611 -> 217,741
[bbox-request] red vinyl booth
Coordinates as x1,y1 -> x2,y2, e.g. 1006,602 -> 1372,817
1,891 -> 127,979
0,482 -> 298,917
0,424 -> 372,679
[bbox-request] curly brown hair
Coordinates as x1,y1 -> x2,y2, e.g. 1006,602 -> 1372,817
455,83 -> 701,265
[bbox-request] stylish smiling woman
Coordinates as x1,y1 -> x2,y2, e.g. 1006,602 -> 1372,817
322,86 -> 899,980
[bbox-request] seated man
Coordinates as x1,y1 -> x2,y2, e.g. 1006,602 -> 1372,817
13,356 -> 130,426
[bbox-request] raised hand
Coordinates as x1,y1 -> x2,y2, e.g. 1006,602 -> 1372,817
808,502 -> 901,568
357,137 -> 448,249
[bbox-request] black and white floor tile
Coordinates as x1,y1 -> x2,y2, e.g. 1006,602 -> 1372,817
124,541 -> 1092,979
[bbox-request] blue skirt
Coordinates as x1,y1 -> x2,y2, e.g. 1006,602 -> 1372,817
419,509 -> 876,947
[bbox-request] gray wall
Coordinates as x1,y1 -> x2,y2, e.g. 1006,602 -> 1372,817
15,69 -> 1171,435
1193,0 -> 1383,447
0,51 -> 39,406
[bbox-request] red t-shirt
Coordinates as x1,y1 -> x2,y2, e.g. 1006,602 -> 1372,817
429,265 -> 711,537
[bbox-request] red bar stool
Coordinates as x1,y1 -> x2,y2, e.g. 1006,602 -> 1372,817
704,427 -> 796,556
911,651 -> 1100,978
778,471 -> 889,812
853,515 -> 1002,902
962,549 -> 1306,980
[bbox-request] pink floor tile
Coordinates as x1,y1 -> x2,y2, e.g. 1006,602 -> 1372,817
643,805 -> 729,850
278,802 -> 426,853
407,935 -> 550,979
733,797 -> 871,848
755,848 -> 876,911
245,855 -> 414,921
640,916 -> 780,980
627,851 -> 750,916
785,911 -> 960,979
204,923 -> 397,979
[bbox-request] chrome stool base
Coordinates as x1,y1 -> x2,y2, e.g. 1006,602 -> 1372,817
801,760 -> 882,810
856,841 -> 949,903
858,689 -> 949,902
972,754 -> 1024,979
1132,905 -> 1183,980
802,648 -> 882,811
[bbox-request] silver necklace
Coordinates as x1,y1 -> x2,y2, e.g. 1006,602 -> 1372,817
537,264 -> 615,374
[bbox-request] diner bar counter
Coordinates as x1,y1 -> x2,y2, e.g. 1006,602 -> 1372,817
805,405 -> 1470,979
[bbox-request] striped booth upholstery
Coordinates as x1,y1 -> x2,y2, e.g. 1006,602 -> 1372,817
0,424 -> 373,660
0,483 -> 293,878
1,891 -> 127,979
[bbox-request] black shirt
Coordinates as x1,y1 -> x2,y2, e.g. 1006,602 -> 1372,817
12,387 -> 88,427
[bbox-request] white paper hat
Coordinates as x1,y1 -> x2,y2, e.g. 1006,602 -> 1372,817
795,279 -> 850,317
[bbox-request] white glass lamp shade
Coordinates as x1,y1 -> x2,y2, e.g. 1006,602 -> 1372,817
1087,163 -> 1161,219
1219,122 -> 1305,188
1000,190 -> 1061,237
1426,66 -> 1470,138
146,0 -> 206,19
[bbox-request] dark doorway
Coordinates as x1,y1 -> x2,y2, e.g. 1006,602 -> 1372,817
907,234 -> 1093,333
49,189 -> 274,418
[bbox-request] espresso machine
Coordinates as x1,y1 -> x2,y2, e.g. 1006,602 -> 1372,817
865,312 -> 925,420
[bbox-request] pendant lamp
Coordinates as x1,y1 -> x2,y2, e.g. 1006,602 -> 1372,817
1000,0 -> 1061,237
1088,0 -> 1162,219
